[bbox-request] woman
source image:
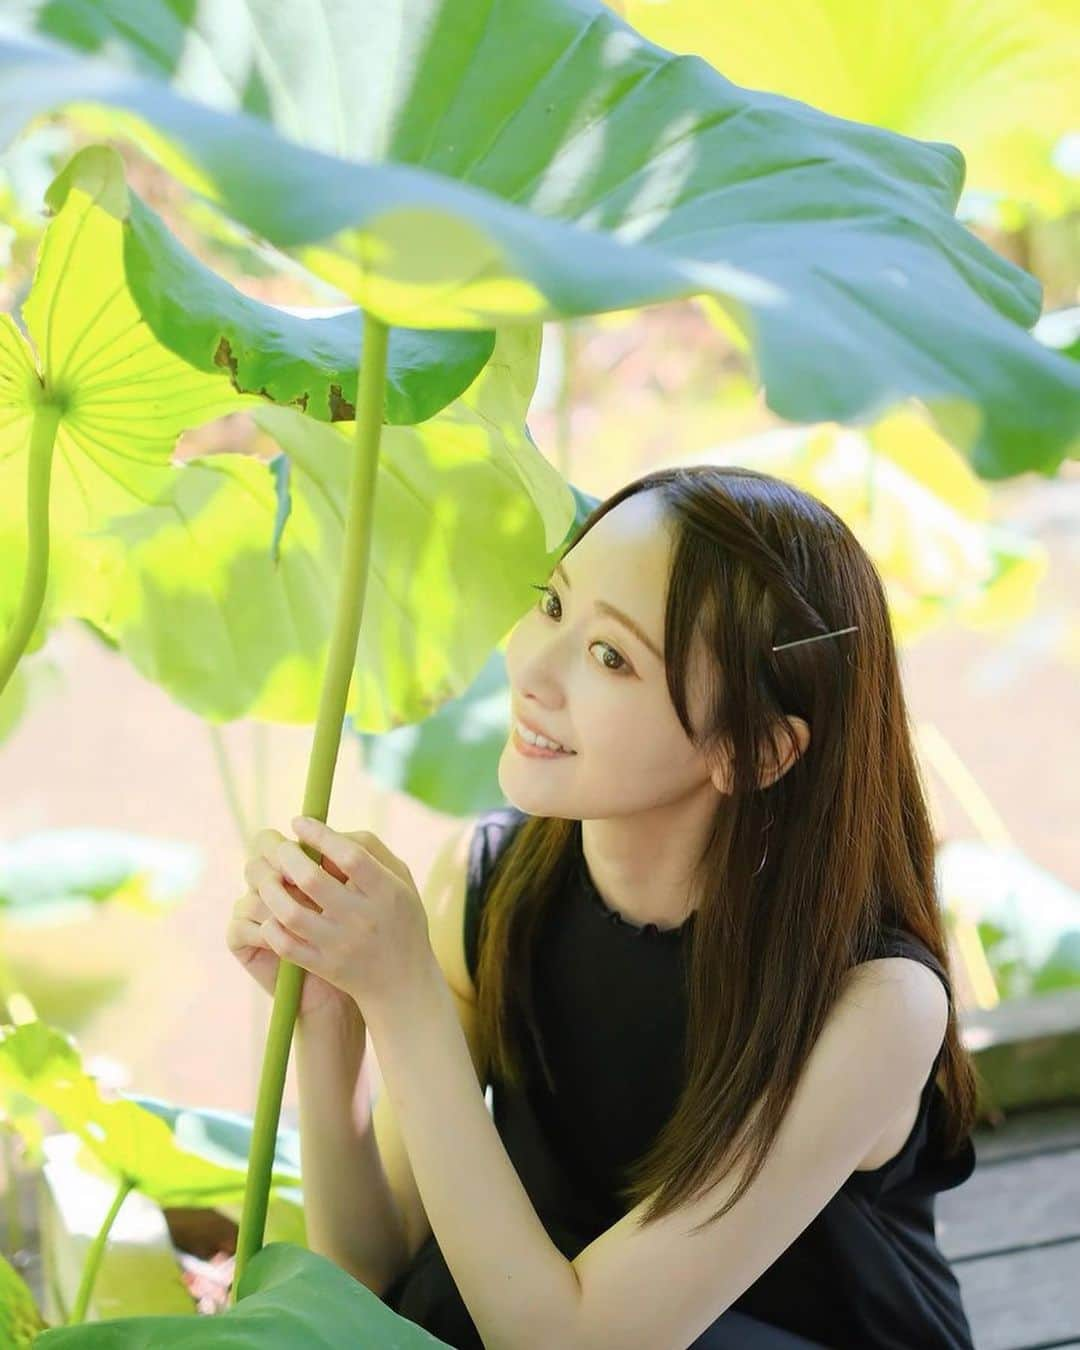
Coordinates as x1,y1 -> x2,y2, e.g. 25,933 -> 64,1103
232,466 -> 979,1348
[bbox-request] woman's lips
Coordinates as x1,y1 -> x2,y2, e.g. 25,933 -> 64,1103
511,726 -> 576,759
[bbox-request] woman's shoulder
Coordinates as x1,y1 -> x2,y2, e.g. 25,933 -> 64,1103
870,924 -> 953,1000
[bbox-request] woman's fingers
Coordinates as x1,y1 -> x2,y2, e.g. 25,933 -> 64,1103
244,855 -> 323,912
233,887 -> 266,920
252,827 -> 285,859
226,896 -> 274,957
256,870 -> 327,946
227,914 -> 264,950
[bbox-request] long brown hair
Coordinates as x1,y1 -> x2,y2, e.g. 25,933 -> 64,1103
473,465 -> 979,1235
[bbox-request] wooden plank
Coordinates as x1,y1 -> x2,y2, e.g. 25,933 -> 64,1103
936,1146 -> 1080,1260
970,1103 -> 1080,1164
951,1240 -> 1080,1350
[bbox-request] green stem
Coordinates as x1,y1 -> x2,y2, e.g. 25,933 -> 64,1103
66,1175 -> 136,1325
0,400 -> 62,699
208,722 -> 253,847
555,322 -> 575,481
252,721 -> 270,842
231,311 -> 390,1300
2,1127 -> 24,1254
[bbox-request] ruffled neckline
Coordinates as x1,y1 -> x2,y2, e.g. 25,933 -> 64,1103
572,827 -> 696,941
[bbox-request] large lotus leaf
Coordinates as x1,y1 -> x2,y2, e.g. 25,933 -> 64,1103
73,326 -> 575,727
354,481 -> 601,814
692,408 -> 1050,646
127,1095 -> 307,1246
127,1095 -> 301,1181
0,1023 -> 301,1206
623,0 -> 1080,223
126,1094 -> 307,1247
0,143 -> 499,647
0,147 -> 259,648
0,827 -> 202,923
111,147 -> 494,426
35,1241 -> 452,1347
1,8 -> 1077,478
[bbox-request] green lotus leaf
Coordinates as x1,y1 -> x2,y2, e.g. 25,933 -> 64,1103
0,142 -> 496,667
622,0 -> 1080,223
115,151 -> 494,426
355,482 -> 602,814
0,827 -> 202,922
0,5 -> 1076,476
76,327 -> 576,728
0,1023 -> 300,1206
0,145 -> 259,647
34,1241 -> 452,1347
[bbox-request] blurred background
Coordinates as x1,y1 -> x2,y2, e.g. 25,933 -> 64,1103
0,9 -> 1077,1336
0,6 -> 1077,1118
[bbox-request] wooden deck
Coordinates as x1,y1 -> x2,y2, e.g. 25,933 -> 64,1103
938,1102 -> 1080,1350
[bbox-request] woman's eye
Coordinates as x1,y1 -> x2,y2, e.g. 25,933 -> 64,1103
529,583 -> 630,675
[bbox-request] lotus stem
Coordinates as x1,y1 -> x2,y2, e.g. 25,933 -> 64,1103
0,400 -> 61,698
207,723 -> 253,847
2,1127 -> 24,1254
66,1175 -> 136,1324
231,311 -> 390,1299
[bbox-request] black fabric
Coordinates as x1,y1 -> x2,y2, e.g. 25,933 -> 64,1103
383,806 -> 977,1350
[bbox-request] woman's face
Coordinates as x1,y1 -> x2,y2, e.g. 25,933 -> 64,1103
500,492 -> 723,821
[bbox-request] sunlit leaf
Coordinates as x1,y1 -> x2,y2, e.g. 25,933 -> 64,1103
75,327 -> 577,728
354,482 -> 601,813
34,1241 -> 452,1347
1,6 -> 1077,475
622,0 -> 1080,221
0,1023 -> 300,1207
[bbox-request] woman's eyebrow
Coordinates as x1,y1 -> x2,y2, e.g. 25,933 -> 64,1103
553,561 -> 662,662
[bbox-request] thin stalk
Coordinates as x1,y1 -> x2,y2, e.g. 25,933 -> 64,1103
205,720 -> 264,1095
208,723 -> 253,847
3,1127 -> 24,1254
555,322 -> 575,481
66,1175 -> 136,1324
250,723 -> 271,1099
916,720 -> 1002,1008
0,400 -> 62,698
252,722 -> 270,843
231,311 -> 390,1299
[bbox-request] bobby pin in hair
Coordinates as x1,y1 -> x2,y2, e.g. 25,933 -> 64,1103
772,625 -> 859,652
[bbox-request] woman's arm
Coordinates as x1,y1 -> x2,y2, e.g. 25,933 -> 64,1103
293,1000 -> 410,1292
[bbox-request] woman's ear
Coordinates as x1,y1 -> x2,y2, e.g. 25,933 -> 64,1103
706,717 -> 811,794
759,716 -> 811,789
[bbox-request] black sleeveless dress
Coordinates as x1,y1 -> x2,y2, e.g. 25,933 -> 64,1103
382,806 -> 978,1349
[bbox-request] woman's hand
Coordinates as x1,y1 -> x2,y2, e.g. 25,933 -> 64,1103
233,816 -> 437,1025
228,825 -> 361,1022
